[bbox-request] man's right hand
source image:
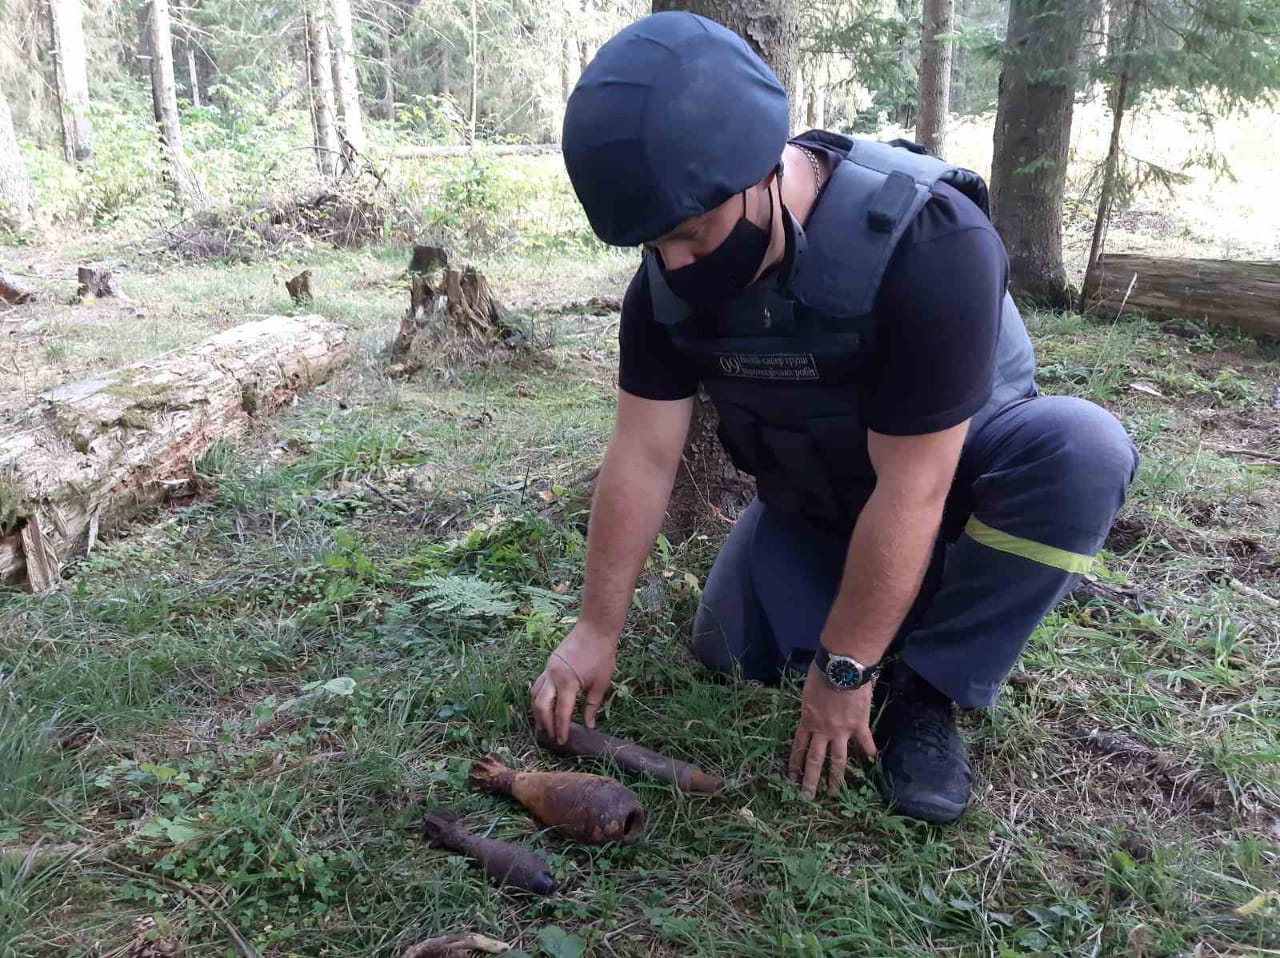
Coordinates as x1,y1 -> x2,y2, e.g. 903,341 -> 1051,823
530,625 -> 618,745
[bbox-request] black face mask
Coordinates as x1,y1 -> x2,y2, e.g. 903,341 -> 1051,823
658,182 -> 775,310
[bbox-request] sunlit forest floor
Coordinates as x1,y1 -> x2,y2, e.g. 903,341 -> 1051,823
2,105 -> 1279,956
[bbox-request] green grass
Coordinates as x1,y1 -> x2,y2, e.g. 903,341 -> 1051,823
1,249 -> 1278,957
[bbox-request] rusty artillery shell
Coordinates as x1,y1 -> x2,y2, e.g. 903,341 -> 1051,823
536,721 -> 725,794
420,809 -> 557,895
468,754 -> 646,844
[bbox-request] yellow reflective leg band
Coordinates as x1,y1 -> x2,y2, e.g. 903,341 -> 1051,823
964,517 -> 1096,574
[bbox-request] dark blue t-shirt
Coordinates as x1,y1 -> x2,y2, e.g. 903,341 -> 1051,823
618,138 -> 1007,437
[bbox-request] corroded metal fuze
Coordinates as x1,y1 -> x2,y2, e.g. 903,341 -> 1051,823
536,721 -> 726,794
468,754 -> 647,844
420,809 -> 557,896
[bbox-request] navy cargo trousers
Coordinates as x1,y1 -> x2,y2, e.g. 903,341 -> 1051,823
690,394 -> 1140,708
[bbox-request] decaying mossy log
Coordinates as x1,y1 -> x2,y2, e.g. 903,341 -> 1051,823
0,314 -> 349,590
0,267 -> 38,304
1083,254 -> 1280,339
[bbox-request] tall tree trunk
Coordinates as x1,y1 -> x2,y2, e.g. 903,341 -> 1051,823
811,60 -> 826,128
0,91 -> 36,228
579,0 -> 593,72
950,0 -> 971,113
646,0 -> 798,539
48,0 -> 92,163
990,0 -> 1089,308
186,47 -> 201,107
1105,0 -> 1126,61
650,0 -> 799,94
1079,0 -> 1140,312
894,0 -> 915,129
147,0 -> 205,209
329,0 -> 366,154
305,11 -> 341,178
380,31 -> 395,120
468,0 -> 479,143
792,57 -> 806,129
562,3 -> 578,105
916,0 -> 954,156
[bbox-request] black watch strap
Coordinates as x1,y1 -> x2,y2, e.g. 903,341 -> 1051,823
814,645 -> 881,690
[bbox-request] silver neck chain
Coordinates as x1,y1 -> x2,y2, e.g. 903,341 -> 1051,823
797,146 -> 823,199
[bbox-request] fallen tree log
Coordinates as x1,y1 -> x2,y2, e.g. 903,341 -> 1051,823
391,143 -> 558,160
0,267 -> 38,304
1082,254 -> 1280,339
0,314 -> 349,590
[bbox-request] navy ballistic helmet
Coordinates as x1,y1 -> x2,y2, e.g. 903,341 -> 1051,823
562,11 -> 790,247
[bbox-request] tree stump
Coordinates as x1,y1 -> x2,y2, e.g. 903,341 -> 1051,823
388,248 -> 523,375
76,266 -> 121,300
409,244 -> 448,274
285,269 -> 313,303
663,391 -> 756,541
0,314 -> 349,590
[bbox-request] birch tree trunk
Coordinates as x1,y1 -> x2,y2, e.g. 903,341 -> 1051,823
48,0 -> 92,163
0,90 -> 35,228
147,0 -> 205,208
305,11 -> 341,178
329,0 -> 366,154
916,0 -> 954,157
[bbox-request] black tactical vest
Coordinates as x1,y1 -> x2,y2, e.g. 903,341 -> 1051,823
645,133 -> 1038,533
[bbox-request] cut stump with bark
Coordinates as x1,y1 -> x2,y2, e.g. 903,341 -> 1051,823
76,267 -> 121,300
0,314 -> 349,590
663,391 -> 756,542
1082,254 -> 1280,339
409,244 -> 448,274
388,249 -> 523,375
286,270 -> 313,303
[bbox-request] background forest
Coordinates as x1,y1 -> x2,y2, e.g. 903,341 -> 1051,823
2,0 -> 1274,287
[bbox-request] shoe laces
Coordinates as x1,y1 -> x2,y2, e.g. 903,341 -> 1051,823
900,692 -> 956,760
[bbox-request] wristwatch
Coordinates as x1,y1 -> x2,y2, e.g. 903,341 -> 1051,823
813,645 -> 881,691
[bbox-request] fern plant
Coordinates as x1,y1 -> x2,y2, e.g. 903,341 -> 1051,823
412,574 -> 519,623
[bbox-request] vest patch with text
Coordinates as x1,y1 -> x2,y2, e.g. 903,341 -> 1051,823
714,351 -> 820,381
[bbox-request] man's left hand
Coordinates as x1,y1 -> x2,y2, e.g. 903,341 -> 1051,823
788,665 -> 878,799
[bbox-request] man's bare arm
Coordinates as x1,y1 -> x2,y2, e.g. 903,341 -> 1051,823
818,420 -> 971,666
531,389 -> 692,743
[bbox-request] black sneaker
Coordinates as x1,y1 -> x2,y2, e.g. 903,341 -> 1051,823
872,663 -> 971,824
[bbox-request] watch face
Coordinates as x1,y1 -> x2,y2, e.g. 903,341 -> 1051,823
825,656 -> 864,690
